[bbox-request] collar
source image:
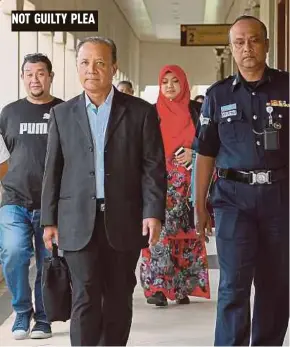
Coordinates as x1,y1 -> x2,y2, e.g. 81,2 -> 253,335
231,65 -> 272,91
85,86 -> 114,109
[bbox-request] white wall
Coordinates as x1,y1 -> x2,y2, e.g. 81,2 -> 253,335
96,0 -> 140,94
0,0 -> 141,109
139,42 -> 217,93
259,0 -> 276,67
52,32 -> 65,100
0,0 -> 19,110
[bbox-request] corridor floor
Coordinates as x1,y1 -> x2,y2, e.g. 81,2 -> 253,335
0,238 -> 288,346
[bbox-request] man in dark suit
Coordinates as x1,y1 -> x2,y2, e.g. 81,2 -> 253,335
41,36 -> 167,346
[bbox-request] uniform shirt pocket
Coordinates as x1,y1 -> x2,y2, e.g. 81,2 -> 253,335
218,111 -> 248,143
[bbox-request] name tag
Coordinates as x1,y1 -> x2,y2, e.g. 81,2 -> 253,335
221,110 -> 237,118
221,103 -> 237,118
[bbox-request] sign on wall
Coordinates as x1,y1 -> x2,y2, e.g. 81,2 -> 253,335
11,11 -> 98,32
180,24 -> 231,46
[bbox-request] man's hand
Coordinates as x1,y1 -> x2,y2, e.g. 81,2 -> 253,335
142,218 -> 162,246
43,226 -> 59,251
195,207 -> 213,239
176,148 -> 193,165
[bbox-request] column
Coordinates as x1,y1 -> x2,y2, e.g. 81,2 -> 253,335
19,0 -> 37,98
37,32 -> 53,93
0,0 -> 19,110
65,32 -> 78,100
214,48 -> 224,81
113,70 -> 120,87
52,32 -> 65,100
38,32 -> 53,60
259,0 -> 275,67
222,46 -> 232,77
74,38 -> 83,95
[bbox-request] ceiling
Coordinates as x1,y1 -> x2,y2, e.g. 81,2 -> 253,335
113,0 -> 239,42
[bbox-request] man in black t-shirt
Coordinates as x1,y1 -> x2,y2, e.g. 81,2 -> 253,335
0,53 -> 63,340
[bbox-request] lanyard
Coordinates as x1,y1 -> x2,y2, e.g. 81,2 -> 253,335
266,106 -> 273,127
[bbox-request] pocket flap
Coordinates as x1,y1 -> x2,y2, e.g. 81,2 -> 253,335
219,110 -> 243,124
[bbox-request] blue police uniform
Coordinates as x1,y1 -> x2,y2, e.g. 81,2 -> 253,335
195,66 -> 289,346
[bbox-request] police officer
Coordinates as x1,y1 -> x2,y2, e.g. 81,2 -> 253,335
194,15 -> 289,346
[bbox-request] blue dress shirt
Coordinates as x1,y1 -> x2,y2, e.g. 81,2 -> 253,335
85,87 -> 114,198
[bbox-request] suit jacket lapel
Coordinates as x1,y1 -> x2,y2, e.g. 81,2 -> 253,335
74,93 -> 94,146
105,90 -> 126,147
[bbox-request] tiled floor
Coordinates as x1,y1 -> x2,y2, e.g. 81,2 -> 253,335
0,238 -> 288,346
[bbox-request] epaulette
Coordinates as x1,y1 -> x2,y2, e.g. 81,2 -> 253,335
205,75 -> 234,95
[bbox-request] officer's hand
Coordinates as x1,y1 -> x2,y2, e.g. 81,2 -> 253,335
195,207 -> 213,239
43,226 -> 59,251
142,218 -> 162,246
176,148 -> 193,165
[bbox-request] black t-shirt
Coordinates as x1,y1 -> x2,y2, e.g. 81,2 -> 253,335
0,97 -> 63,210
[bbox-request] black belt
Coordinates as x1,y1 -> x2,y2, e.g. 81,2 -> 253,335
217,167 -> 288,185
96,198 -> 105,212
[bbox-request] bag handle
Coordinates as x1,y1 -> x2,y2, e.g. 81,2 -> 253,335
52,243 -> 58,258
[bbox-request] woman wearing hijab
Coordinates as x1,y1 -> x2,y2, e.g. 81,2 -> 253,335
140,65 -> 210,306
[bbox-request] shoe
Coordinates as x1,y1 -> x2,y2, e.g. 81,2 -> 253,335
12,309 -> 33,340
176,296 -> 190,305
30,321 -> 52,339
147,292 -> 168,307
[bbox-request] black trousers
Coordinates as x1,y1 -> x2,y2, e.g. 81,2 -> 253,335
64,212 -> 140,346
213,179 -> 289,346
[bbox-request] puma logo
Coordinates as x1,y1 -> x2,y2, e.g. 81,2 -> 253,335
19,123 -> 48,135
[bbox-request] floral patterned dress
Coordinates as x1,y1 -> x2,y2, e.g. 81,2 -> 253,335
140,157 -> 210,301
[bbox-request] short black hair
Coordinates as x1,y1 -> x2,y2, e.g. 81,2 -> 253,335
194,94 -> 204,102
229,15 -> 268,41
21,53 -> 52,74
76,36 -> 117,64
117,81 -> 133,89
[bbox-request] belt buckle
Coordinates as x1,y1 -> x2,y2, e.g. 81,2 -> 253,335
100,203 -> 105,212
218,169 -> 226,178
250,171 -> 271,185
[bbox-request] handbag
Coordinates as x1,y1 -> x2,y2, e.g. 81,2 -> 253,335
41,243 -> 72,322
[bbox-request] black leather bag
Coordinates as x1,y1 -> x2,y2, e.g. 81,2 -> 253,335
41,243 -> 72,322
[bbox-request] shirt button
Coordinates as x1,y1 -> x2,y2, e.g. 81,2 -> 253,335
89,147 -> 93,152
279,114 -> 283,118
256,141 -> 261,146
91,196 -> 96,200
253,115 -> 257,120
252,92 -> 256,95
90,171 -> 95,176
227,118 -> 232,123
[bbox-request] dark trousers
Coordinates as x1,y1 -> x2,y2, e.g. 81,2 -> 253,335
212,179 -> 289,346
64,212 -> 140,346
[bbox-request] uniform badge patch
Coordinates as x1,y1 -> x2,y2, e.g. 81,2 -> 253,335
221,103 -> 237,118
200,113 -> 210,126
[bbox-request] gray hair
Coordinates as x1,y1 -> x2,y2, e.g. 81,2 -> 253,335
76,36 -> 117,64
